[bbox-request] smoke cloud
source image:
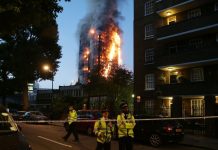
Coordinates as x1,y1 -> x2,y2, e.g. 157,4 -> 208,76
78,0 -> 125,41
77,0 -> 125,83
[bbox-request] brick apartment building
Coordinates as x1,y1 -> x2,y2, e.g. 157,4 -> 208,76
134,0 -> 218,121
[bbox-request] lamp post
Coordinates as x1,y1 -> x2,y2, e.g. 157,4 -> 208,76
43,64 -> 54,103
131,94 -> 135,113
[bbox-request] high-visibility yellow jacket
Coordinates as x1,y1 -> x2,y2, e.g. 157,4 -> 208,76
117,113 -> 136,138
67,110 -> 77,125
94,117 -> 114,143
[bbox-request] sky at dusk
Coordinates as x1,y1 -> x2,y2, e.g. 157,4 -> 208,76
39,0 -> 133,89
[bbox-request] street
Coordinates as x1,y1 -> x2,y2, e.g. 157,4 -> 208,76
19,123 -> 205,150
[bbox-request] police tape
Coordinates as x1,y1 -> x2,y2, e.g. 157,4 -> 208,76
1,115 -> 218,123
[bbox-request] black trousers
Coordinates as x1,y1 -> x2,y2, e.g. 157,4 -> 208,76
64,122 -> 79,141
96,142 -> 111,150
118,136 -> 133,150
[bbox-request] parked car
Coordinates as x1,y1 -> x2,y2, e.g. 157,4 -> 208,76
76,109 -> 101,136
0,105 -> 32,150
17,111 -> 27,121
134,115 -> 184,147
9,109 -> 19,121
23,111 -> 48,124
10,111 -> 27,121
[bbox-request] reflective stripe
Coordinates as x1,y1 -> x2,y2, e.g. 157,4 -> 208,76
94,117 -> 113,143
68,110 -> 77,124
117,113 -> 136,138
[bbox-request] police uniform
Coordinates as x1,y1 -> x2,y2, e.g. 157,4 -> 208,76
94,111 -> 114,150
63,107 -> 79,142
117,102 -> 135,150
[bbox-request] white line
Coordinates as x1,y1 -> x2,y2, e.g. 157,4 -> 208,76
38,136 -> 72,148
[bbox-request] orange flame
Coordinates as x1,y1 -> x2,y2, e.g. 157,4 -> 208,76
103,30 -> 121,78
82,25 -> 122,79
101,25 -> 122,78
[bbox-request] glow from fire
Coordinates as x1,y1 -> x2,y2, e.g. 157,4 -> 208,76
103,31 -> 121,78
82,26 -> 122,78
89,28 -> 96,36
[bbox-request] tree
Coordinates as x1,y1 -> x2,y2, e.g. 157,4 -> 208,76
84,65 -> 133,114
107,65 -> 134,113
0,41 -> 22,105
0,0 -> 68,110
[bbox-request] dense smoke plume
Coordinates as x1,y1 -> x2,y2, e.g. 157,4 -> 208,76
78,0 -> 124,38
78,0 -> 125,83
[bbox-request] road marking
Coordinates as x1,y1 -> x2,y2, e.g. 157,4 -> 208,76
38,136 -> 72,148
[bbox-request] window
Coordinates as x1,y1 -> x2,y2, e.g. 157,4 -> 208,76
161,99 -> 172,117
187,8 -> 201,19
191,99 -> 204,116
191,68 -> 204,82
189,38 -> 203,49
144,100 -> 154,115
167,16 -> 176,25
145,48 -> 154,64
170,75 -> 177,84
216,96 -> 218,104
145,24 -> 154,40
169,71 -> 179,84
145,74 -> 155,90
145,0 -> 154,16
215,3 -> 218,11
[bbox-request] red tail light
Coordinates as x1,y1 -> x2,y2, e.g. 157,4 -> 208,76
163,126 -> 173,132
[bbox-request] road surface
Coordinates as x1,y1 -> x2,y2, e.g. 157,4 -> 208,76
19,123 -> 205,150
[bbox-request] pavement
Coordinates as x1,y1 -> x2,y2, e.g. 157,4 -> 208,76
50,122 -> 218,150
179,134 -> 218,150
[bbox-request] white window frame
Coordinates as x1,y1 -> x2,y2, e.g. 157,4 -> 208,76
145,74 -> 155,90
145,0 -> 154,16
191,99 -> 204,116
145,48 -> 154,64
145,24 -> 154,40
191,68 -> 204,82
187,8 -> 201,19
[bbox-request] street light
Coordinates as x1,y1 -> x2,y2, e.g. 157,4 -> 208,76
43,64 -> 54,103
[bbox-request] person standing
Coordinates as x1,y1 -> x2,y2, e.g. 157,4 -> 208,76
94,109 -> 114,150
117,102 -> 136,150
63,105 -> 79,142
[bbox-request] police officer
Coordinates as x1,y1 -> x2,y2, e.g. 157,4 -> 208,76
94,109 -> 114,150
117,102 -> 135,150
63,105 -> 79,142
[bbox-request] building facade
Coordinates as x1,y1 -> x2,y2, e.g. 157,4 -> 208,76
134,0 -> 218,120
59,84 -> 84,98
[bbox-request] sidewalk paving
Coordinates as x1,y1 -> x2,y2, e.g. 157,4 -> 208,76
179,134 -> 218,150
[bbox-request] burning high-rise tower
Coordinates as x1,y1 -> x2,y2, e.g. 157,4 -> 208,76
78,0 -> 124,84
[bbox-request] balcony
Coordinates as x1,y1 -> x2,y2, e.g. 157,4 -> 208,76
157,81 -> 218,96
156,45 -> 218,68
156,0 -> 212,17
156,13 -> 218,41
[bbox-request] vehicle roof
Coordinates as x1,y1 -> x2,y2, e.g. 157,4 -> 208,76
17,111 -> 26,112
